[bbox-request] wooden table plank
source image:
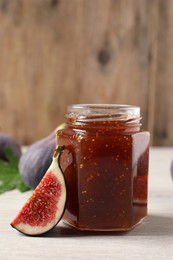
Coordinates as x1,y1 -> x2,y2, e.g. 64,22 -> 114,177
1,147 -> 173,260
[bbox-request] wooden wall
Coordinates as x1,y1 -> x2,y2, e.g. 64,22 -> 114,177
0,0 -> 172,146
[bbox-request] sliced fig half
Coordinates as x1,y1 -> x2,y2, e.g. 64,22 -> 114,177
11,146 -> 67,236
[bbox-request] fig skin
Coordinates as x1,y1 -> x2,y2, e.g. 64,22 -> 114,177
171,159 -> 173,181
19,124 -> 66,189
0,133 -> 21,161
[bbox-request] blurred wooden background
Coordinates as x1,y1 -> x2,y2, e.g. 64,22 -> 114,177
0,0 -> 172,146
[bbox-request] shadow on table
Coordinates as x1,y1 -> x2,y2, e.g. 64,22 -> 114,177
127,214 -> 173,236
39,214 -> 173,238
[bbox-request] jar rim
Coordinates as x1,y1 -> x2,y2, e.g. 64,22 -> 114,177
67,104 -> 140,122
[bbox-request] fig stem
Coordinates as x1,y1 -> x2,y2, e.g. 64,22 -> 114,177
53,146 -> 65,159
54,123 -> 67,133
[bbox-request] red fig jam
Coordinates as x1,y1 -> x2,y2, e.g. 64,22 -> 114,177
57,104 -> 150,231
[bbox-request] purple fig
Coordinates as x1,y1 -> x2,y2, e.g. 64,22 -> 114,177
19,123 -> 66,189
171,159 -> 173,181
0,133 -> 21,161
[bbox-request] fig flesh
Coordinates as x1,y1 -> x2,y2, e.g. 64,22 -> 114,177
11,146 -> 67,236
0,133 -> 21,161
19,123 -> 66,189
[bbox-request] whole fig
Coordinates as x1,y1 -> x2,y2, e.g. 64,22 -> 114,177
19,123 -> 66,189
171,159 -> 173,181
0,133 -> 21,161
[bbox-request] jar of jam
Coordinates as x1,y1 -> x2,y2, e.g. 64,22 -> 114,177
57,104 -> 150,231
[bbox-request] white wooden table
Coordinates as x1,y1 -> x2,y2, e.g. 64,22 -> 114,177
1,147 -> 173,260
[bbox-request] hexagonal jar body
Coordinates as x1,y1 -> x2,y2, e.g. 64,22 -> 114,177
57,104 -> 150,231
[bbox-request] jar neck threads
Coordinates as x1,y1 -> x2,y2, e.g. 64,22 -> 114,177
66,104 -> 141,133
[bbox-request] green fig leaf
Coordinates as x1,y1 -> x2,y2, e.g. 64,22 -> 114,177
0,146 -> 30,194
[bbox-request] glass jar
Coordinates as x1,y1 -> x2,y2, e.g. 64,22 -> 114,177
57,104 -> 150,231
